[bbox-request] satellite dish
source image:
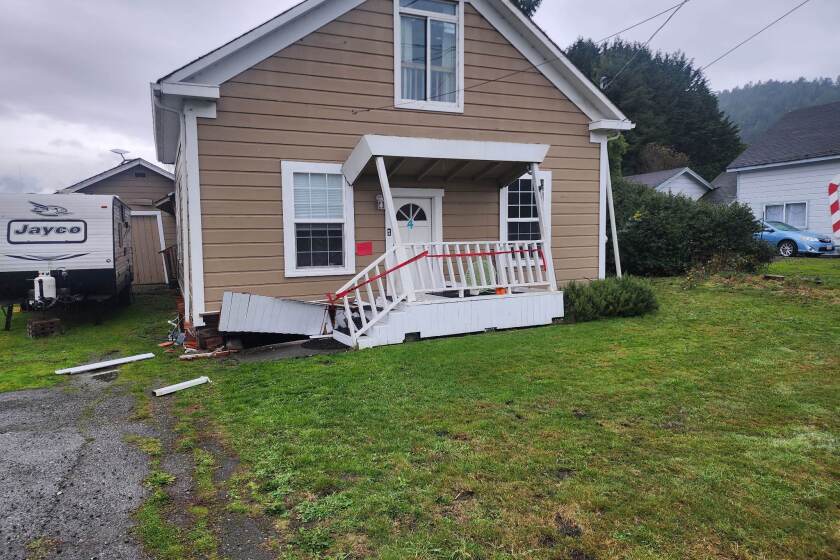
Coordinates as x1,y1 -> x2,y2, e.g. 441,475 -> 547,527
110,148 -> 130,163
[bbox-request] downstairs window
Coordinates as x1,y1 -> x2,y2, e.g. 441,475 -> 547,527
281,162 -> 355,277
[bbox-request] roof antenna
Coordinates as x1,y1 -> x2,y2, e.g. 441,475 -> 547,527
110,148 -> 130,164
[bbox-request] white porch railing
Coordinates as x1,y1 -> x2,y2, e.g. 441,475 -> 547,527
329,240 -> 551,345
402,241 -> 550,295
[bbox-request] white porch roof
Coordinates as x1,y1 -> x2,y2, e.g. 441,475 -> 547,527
342,135 -> 550,186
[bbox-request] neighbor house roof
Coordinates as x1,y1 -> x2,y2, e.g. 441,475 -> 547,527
151,0 -> 632,163
58,158 -> 174,194
700,171 -> 737,205
625,167 -> 713,192
728,101 -> 840,171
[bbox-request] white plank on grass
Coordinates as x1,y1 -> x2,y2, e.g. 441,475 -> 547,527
56,353 -> 155,375
153,376 -> 210,397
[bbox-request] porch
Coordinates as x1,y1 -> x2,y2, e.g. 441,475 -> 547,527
329,135 -> 564,349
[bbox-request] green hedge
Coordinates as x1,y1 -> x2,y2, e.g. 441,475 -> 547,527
608,179 -> 774,276
565,276 -> 658,322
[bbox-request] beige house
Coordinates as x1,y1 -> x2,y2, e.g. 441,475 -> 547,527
59,159 -> 176,285
151,0 -> 632,348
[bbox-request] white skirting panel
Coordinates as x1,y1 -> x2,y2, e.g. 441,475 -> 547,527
355,291 -> 564,349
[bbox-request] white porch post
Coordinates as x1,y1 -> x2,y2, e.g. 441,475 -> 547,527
606,171 -> 623,278
531,163 -> 558,291
375,156 -> 417,301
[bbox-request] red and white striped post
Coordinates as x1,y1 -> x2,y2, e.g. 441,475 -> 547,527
830,174 -> 840,243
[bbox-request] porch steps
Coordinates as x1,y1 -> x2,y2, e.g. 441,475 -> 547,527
333,291 -> 564,350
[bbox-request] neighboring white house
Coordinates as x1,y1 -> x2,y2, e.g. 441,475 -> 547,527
728,101 -> 840,236
624,167 -> 713,200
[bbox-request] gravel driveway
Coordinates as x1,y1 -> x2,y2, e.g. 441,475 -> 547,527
0,373 -> 154,559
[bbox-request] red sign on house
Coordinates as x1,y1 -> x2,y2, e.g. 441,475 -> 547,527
356,241 -> 373,256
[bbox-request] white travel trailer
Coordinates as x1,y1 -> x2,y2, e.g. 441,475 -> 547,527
0,194 -> 133,310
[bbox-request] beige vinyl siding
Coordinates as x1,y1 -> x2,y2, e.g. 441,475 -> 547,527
197,0 -> 601,311
80,167 -> 177,248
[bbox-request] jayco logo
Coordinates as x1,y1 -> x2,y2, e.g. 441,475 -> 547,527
13,224 -> 82,235
8,220 -> 87,244
29,201 -> 70,217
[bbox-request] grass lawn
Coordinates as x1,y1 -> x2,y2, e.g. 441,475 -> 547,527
1,259 -> 838,559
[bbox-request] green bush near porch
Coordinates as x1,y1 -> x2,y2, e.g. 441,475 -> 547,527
609,179 -> 774,276
564,276 -> 658,322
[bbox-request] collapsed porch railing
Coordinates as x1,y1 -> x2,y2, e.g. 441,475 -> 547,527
328,241 -> 551,344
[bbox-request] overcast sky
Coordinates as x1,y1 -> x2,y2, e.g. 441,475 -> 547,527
1,0 -> 837,194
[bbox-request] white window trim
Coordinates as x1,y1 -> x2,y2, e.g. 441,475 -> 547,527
500,171 -> 552,241
281,161 -> 356,277
393,0 -> 465,113
763,201 -> 808,228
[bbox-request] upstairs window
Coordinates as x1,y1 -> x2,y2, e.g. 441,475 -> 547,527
395,0 -> 464,113
281,161 -> 355,277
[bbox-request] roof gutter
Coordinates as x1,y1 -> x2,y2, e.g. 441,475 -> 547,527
151,82 -> 220,164
590,119 -> 635,133
728,153 -> 840,173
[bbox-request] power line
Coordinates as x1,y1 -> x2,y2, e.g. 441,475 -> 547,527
699,0 -> 813,72
596,0 -> 687,44
602,0 -> 690,90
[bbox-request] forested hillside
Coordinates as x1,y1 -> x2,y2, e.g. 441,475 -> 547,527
718,77 -> 840,144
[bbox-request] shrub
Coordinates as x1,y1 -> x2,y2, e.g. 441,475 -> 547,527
608,179 -> 773,276
564,276 -> 658,322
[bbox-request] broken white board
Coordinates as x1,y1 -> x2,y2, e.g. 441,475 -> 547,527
153,376 -> 210,397
219,292 -> 331,335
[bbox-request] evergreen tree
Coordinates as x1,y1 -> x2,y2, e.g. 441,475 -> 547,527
565,39 -> 744,180
511,0 -> 542,17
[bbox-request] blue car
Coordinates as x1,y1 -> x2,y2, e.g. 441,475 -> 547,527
756,220 -> 835,257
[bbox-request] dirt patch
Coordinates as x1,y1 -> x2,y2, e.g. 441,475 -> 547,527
238,338 -> 348,363
92,369 -> 119,382
555,513 -> 582,538
301,337 -> 347,351
145,397 -> 278,559
568,549 -> 596,560
710,274 -> 840,304
553,468 -> 575,481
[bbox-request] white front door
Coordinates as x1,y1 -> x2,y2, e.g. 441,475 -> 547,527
390,196 -> 439,294
394,197 -> 434,245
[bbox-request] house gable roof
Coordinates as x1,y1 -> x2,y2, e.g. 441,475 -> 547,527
151,0 -> 631,162
625,167 -> 713,192
728,101 -> 840,171
700,171 -> 737,205
57,159 -> 174,194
